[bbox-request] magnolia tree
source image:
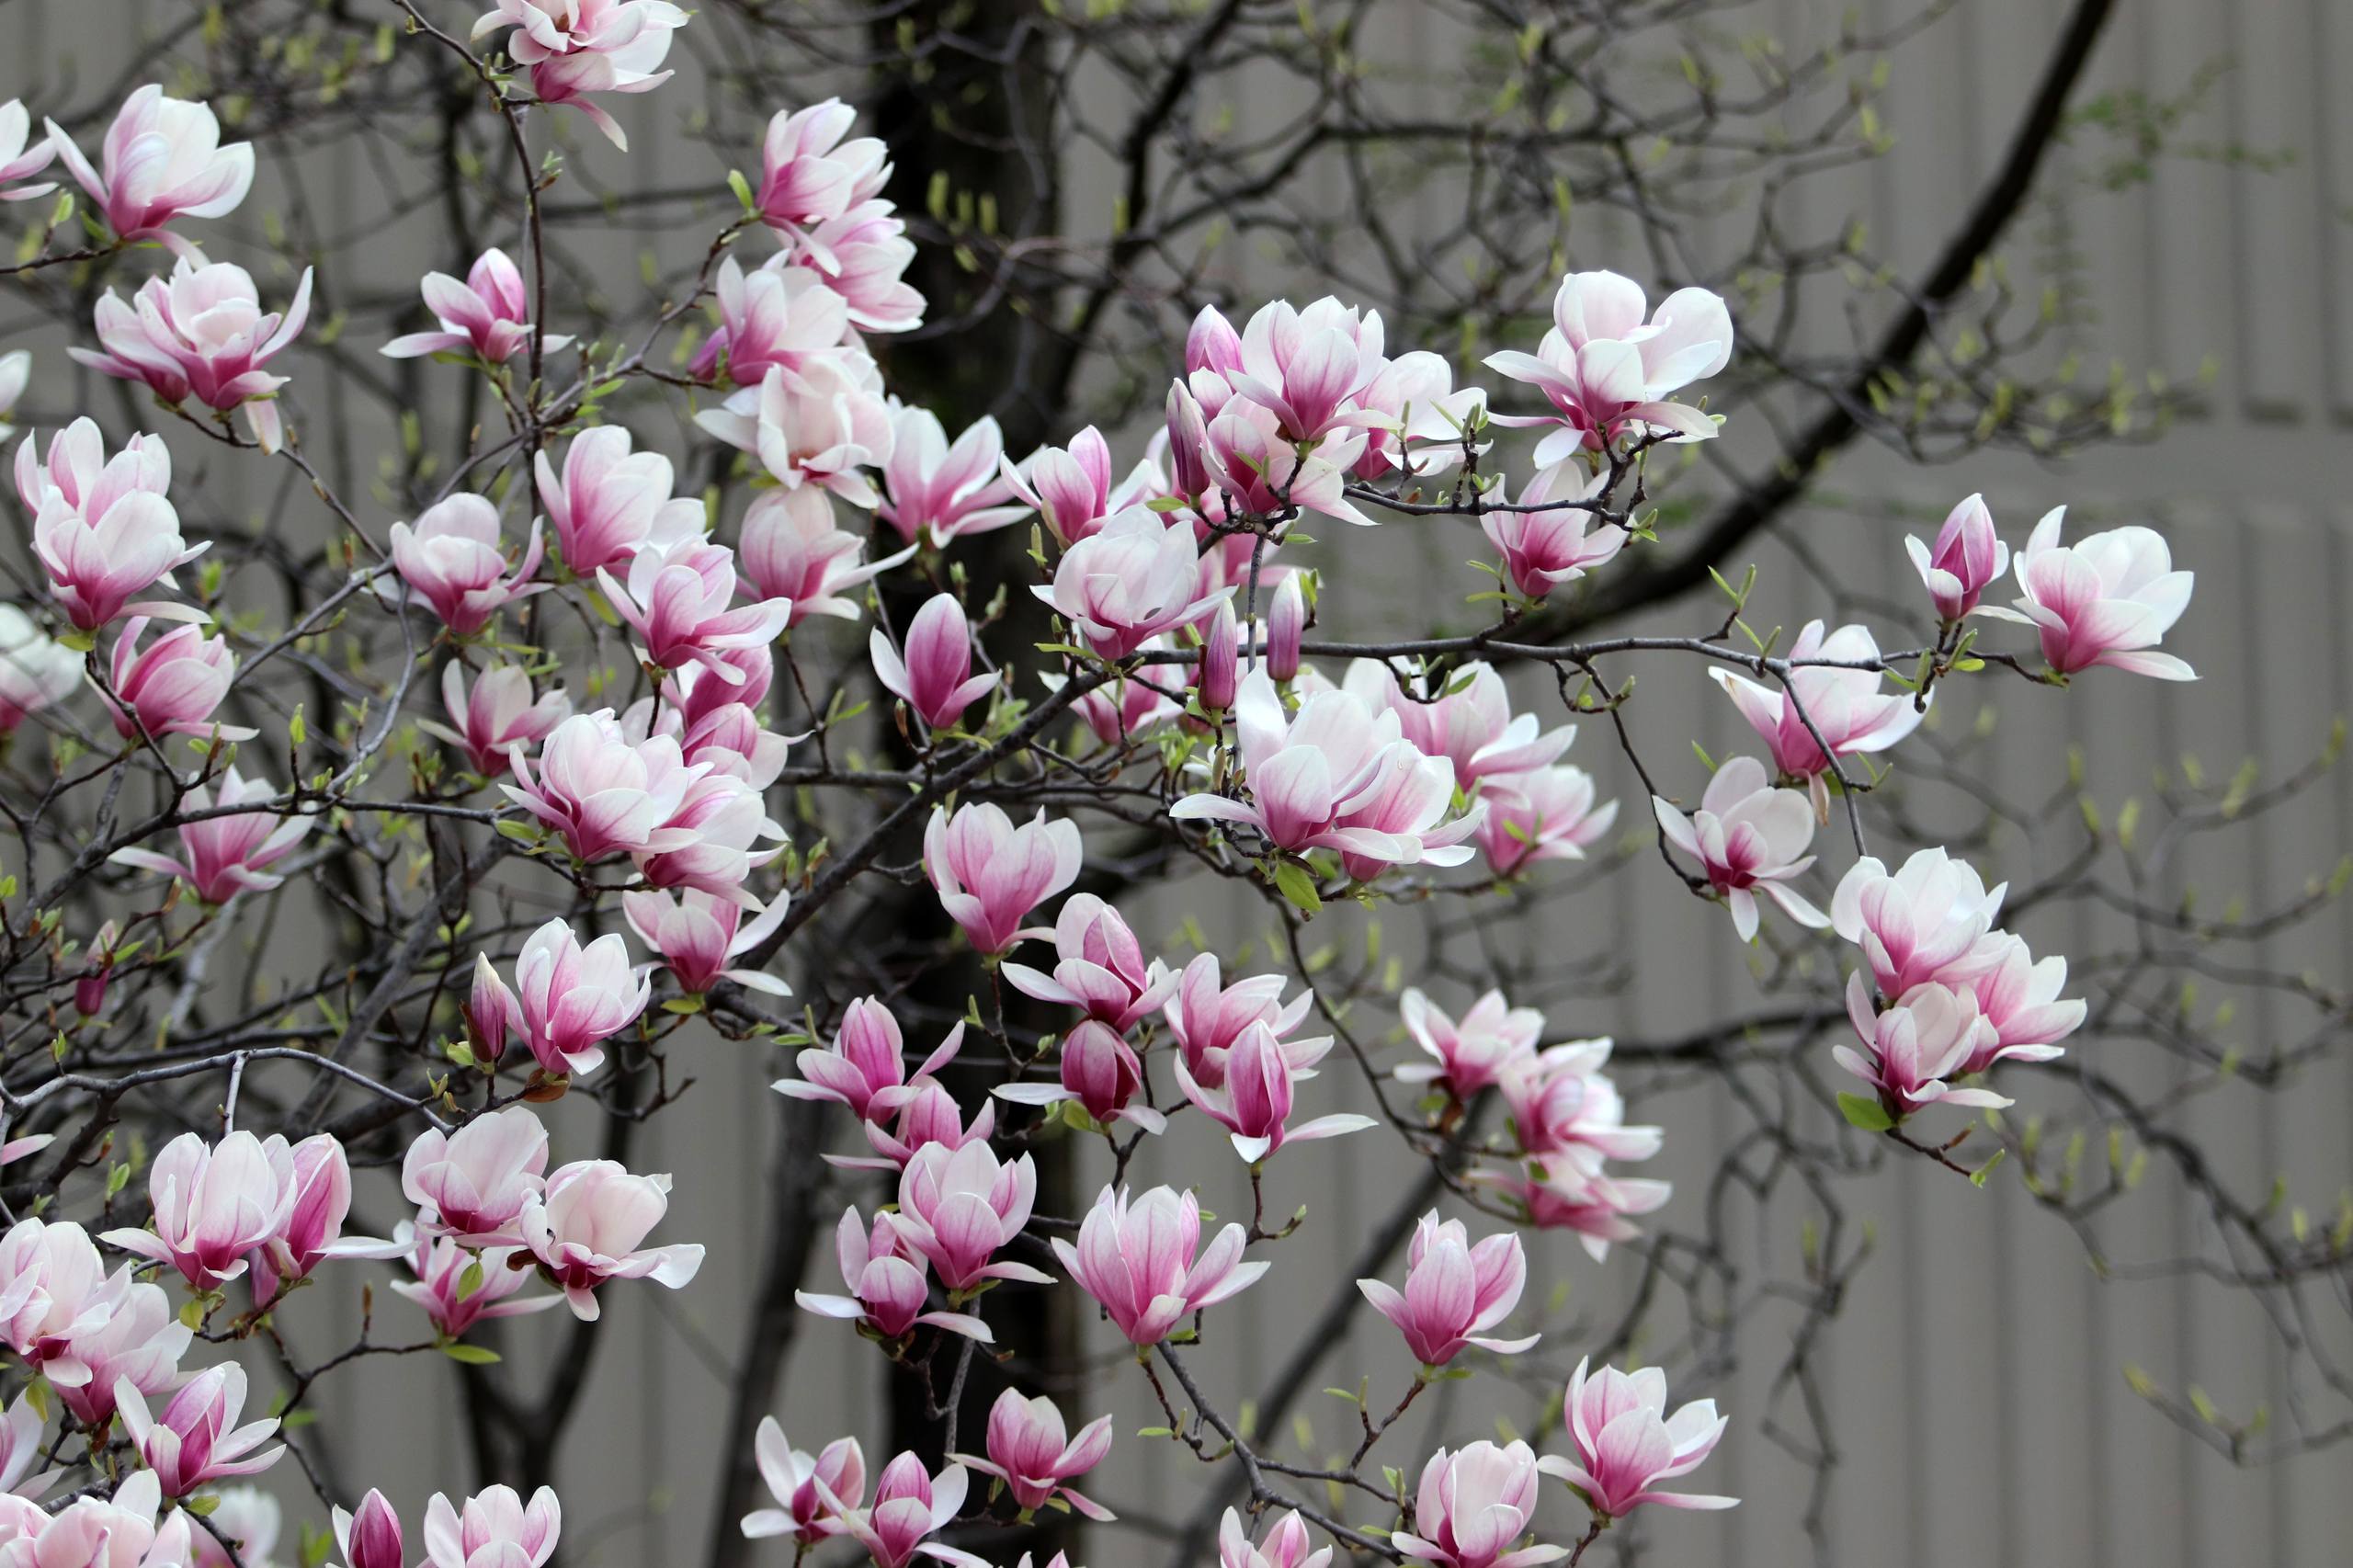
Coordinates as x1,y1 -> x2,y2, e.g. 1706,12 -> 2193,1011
0,4 -> 2341,1568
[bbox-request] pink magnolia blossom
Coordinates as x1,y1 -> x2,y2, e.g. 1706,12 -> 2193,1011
1483,461 -> 1621,599
795,1207 -> 990,1344
1651,755 -> 1828,941
1001,894 -> 1173,1031
878,406 -> 1027,547
0,607 -> 81,732
0,104 -> 56,206
1050,1184 -> 1266,1346
1710,622 -> 1924,806
1162,952 -> 1313,1090
1830,847 -> 2008,998
420,660 -> 572,777
994,1019 -> 1166,1134
534,426 -> 700,577
828,1455 -> 985,1568
186,1486 -> 278,1568
1034,507 -> 1227,659
1199,392 -> 1374,528
1358,1212 -> 1540,1368
508,918 -> 649,1078
1496,1043 -> 1661,1167
698,360 -> 892,506
1538,1358 -> 1736,1517
74,256 -> 313,452
249,1131 -> 352,1305
19,420 -> 202,631
382,248 -> 568,364
1835,974 -> 2009,1120
0,1219 -> 118,1378
1345,658 -> 1577,793
1474,764 -> 1617,878
854,1079 -> 996,1171
402,1106 -> 550,1247
802,201 -> 925,334
1351,349 -> 1489,481
1395,987 -> 1542,1100
420,1483 -> 561,1568
98,619 -> 250,742
623,888 -> 790,995
631,768 -> 786,903
892,1141 -> 1049,1295
754,100 -> 888,252
736,486 -> 910,622
462,952 -> 525,1065
1226,296 -> 1386,446
519,1160 -> 703,1321
873,595 -> 996,732
393,1226 -> 560,1341
115,1362 -> 280,1497
102,1130 -> 295,1290
1392,1440 -> 1561,1568
692,257 -> 849,389
625,667 -> 796,788
1489,1163 -> 1672,1263
6,1472 -> 192,1568
1483,269 -> 1731,463
956,1391 -> 1114,1520
776,1000 -> 963,1124
47,86 -> 251,250
922,802 -> 1083,956
999,426 -> 1118,545
1906,493 -> 2009,622
1265,571 -> 1306,683
333,1490 -> 404,1568
1042,658 -> 1181,748
472,0 -> 687,151
1994,507 -> 2197,681
1954,931 -> 2086,1074
50,1273 -> 192,1430
1220,1508 -> 1332,1568
390,494 -> 548,637
743,1418 -> 865,1545
598,528 -> 792,682
108,767 -> 312,903
501,709 -> 705,862
1176,1019 -> 1373,1164
1196,599 -> 1241,712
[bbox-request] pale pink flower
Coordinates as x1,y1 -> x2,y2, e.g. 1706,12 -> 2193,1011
1220,1508 -> 1332,1568
1482,461 -> 1621,600
623,888 -> 790,995
1051,1184 -> 1266,1346
854,1079 -> 996,1172
878,407 -> 1026,547
1994,506 -> 2197,681
519,1160 -> 703,1321
1392,1440 -> 1561,1568
1351,349 -> 1489,481
102,1131 -> 295,1290
802,201 -> 924,334
1474,765 -> 1616,878
1834,974 -> 2009,1120
420,660 -> 572,777
625,667 -> 795,788
1710,622 -> 1924,806
1200,392 -> 1374,527
1487,1163 -> 1672,1263
631,768 -> 786,903
1496,1042 -> 1661,1167
98,618 -> 249,742
420,1483 -> 561,1568
0,1219 -> 116,1378
922,803 -> 1083,955
775,1000 -> 962,1124
333,1489 -> 404,1568
697,360 -> 892,506
383,248 -> 567,364
0,105 -> 55,206
534,426 -> 699,576
1347,660 -> 1572,796
402,1106 -> 550,1246
49,1272 -> 191,1429
1538,1358 -> 1736,1517
598,528 -> 791,682
1954,931 -> 2085,1075
19,420 -> 201,631
0,1392 -> 53,1503
249,1131 -> 352,1305
1906,492 -> 2008,622
736,485 -> 911,621
754,100 -> 889,253
501,709 -> 705,862
1830,847 -> 2008,997
994,1018 -> 1166,1134
1483,269 -> 1731,463
1226,296 -> 1386,446
8,1472 -> 191,1568
472,0 -> 687,151
392,1226 -> 559,1341
873,595 -> 995,731
1000,893 -> 1173,1031
509,918 -> 649,1078
742,1418 -> 865,1545
693,257 -> 849,389
47,86 -> 251,250
1162,952 -> 1313,1091
1359,1211 -> 1539,1369
892,1142 -> 1049,1295
0,606 -> 80,732
1176,1019 -> 1371,1163
999,426 -> 1117,546
1651,755 -> 1827,941
115,1362 -> 280,1497
74,256 -> 312,451
108,767 -> 311,903
795,1208 -> 990,1344
828,1455 -> 985,1568
1395,988 -> 1541,1100
390,494 -> 547,636
1041,657 -> 1181,748
186,1485 -> 278,1568
955,1391 -> 1114,1520
1034,507 -> 1227,659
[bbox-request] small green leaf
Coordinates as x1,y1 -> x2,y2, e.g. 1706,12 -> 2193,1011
1269,860 -> 1322,916
1836,1092 -> 1894,1131
439,1342 -> 502,1365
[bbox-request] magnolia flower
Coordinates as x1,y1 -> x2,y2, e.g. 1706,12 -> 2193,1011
855,1079 -> 996,1172
188,1484 -> 279,1568
393,1227 -> 560,1341
754,100 -> 888,250
1994,506 -> 2197,680
1220,1508 -> 1332,1568
1199,393 -> 1374,527
1834,974 -> 2009,1119
383,247 -> 566,364
802,200 -> 924,333
1266,572 -> 1307,682
623,888 -> 790,995
742,1418 -> 865,1545
420,1483 -> 561,1568
698,360 -> 892,506
0,608 -> 71,736
333,1490 -> 404,1568
1034,507 -> 1227,659
1348,661 -> 1574,794
999,426 -> 1119,545
13,1472 -> 192,1568
1475,765 -> 1616,878
776,1000 -> 962,1124
403,1106 -> 550,1246
1352,348 -> 1489,480
955,1391 -> 1114,1519
1489,1162 -> 1673,1263
535,426 -> 700,576
878,406 -> 1027,547
0,1218 -> 116,1378
1043,658 -> 1181,748
922,802 -> 1083,955
796,1207 -> 990,1344
1176,1020 -> 1372,1163
519,1160 -> 704,1320
74,256 -> 313,451
1392,1440 -> 1560,1568
116,1362 -> 281,1497
1831,847 -> 2008,998
1907,493 -> 2009,621
1955,931 -> 2085,1074
50,1271 -> 193,1429
994,1019 -> 1166,1134
21,420 -> 202,631
873,595 -> 995,732
736,484 -> 909,621
1001,894 -> 1173,1031
598,529 -> 792,682
102,1131 -> 296,1290
1163,952 -> 1314,1090
693,257 -> 849,389
1196,600 -> 1241,712
0,1393 -> 53,1502
1538,1358 -> 1736,1517
1483,461 -> 1621,599
1496,1042 -> 1662,1166
1395,988 -> 1542,1100
0,104 -> 55,205
631,767 -> 787,903
390,494 -> 548,636
250,1132 -> 353,1305
502,709 -> 705,862
892,1141 -> 1049,1295
1051,1184 -> 1267,1346
1225,295 -> 1386,446
829,1455 -> 985,1568
1483,269 -> 1732,462
108,767 -> 311,903
98,619 -> 248,742
420,660 -> 571,778
1358,1212 -> 1540,1369
48,86 -> 251,250
472,0 -> 688,150
1651,756 -> 1828,940
508,918 -> 650,1078
1710,622 -> 1923,808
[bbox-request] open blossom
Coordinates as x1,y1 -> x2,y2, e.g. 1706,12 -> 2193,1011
754,99 -> 888,249
693,257 -> 848,388
1835,974 -> 2009,1119
1352,348 -> 1488,480
877,406 -> 1026,547
1540,1358 -> 1735,1517
1710,622 -> 1924,804
1994,506 -> 2197,681
777,1000 -> 962,1124
1224,296 -> 1385,446
47,86 -> 251,250
473,0 -> 687,150
854,1078 -> 996,1171
333,1490 -> 404,1568
1177,1019 -> 1372,1163
802,200 -> 924,334
421,1484 -> 561,1568
1487,1162 -> 1672,1262
599,528 -> 792,681
108,767 -> 312,903
1475,764 -> 1616,878
956,1391 -> 1114,1520
999,426 -> 1118,545
892,1141 -> 1048,1295
20,420 -> 201,631
390,494 -> 548,636
1831,847 -> 2008,997
1483,269 -> 1732,463
1001,894 -> 1173,1031
11,1472 -> 193,1568
51,1275 -> 193,1430
98,619 -> 249,742
535,426 -> 700,577
0,1219 -> 115,1375
1395,988 -> 1542,1100
1483,461 -> 1621,599
1034,507 -> 1227,659
623,888 -> 790,995
1348,660 -> 1574,793
1051,1184 -> 1266,1346
0,607 -> 76,733
796,1207 -> 990,1344
116,1362 -> 281,1497
1907,493 -> 2008,621
520,1161 -> 703,1321
831,1455 -> 985,1568
384,247 -> 567,364
743,1419 -> 866,1545
1163,953 -> 1313,1090
394,1226 -> 559,1340
102,1131 -> 294,1290
0,104 -> 55,205
873,595 -> 995,731
1392,1441 -> 1559,1568
923,802 -> 1083,955
74,256 -> 313,452
1955,932 -> 2085,1073
995,1019 -> 1165,1134
1652,755 -> 1828,941
250,1132 -> 353,1305
420,660 -> 571,777
502,709 -> 704,862
403,1106 -> 549,1246
508,918 -> 649,1078
737,486 -> 909,621
1199,392 -> 1374,527
631,767 -> 787,903
1358,1212 -> 1540,1368
1221,1509 -> 1331,1568
698,360 -> 892,506
1497,1042 -> 1662,1166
